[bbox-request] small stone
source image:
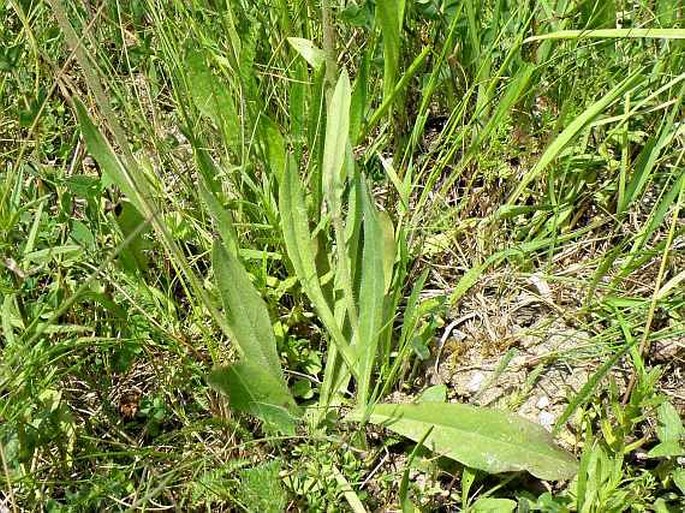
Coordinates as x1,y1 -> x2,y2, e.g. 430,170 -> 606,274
538,411 -> 555,431
528,273 -> 552,299
536,395 -> 550,409
467,372 -> 486,393
652,338 -> 684,363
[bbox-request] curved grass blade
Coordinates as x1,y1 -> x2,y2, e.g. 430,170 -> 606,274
504,70 -> 644,206
525,28 -> 685,44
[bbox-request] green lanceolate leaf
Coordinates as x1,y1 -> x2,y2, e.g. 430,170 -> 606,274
212,241 -> 282,376
115,201 -> 150,273
356,183 -> 390,407
75,100 -> 152,274
350,51 -> 370,144
260,115 -> 288,183
348,402 -> 578,481
208,361 -> 299,436
376,0 -> 405,102
211,241 -> 298,433
287,37 -> 326,69
322,71 -> 352,213
185,50 -> 240,148
323,71 -> 360,342
198,181 -> 239,258
74,99 -> 145,214
378,210 -> 396,294
278,163 -> 358,378
647,400 -> 685,458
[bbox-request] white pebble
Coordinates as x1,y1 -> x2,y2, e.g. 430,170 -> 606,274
536,395 -> 550,409
539,411 -> 556,431
467,372 -> 486,393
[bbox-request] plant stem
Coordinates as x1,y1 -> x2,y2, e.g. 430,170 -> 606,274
321,0 -> 337,87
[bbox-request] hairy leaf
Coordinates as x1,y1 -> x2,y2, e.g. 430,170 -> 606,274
322,71 -> 352,214
349,403 -> 578,480
211,242 -> 298,432
213,242 -> 281,375
357,182 -> 395,407
208,361 -> 299,435
278,164 -> 357,376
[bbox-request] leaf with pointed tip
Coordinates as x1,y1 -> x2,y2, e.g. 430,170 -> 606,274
74,99 -> 144,214
356,184 -> 391,406
278,164 -> 358,376
185,51 -> 239,148
647,400 -> 685,458
348,403 -> 578,481
199,182 -> 239,258
287,37 -> 326,69
115,201 -> 150,273
208,361 -> 299,435
211,241 -> 299,433
213,241 -> 282,375
376,0 -> 405,102
322,71 -> 351,214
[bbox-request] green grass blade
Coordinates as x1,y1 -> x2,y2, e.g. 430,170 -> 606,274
363,46 -> 430,139
400,426 -> 433,513
619,85 -> 684,214
552,345 -> 629,435
504,69 -> 644,206
477,63 -> 535,146
525,28 -> 685,44
379,268 -> 430,398
618,170 -> 685,280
